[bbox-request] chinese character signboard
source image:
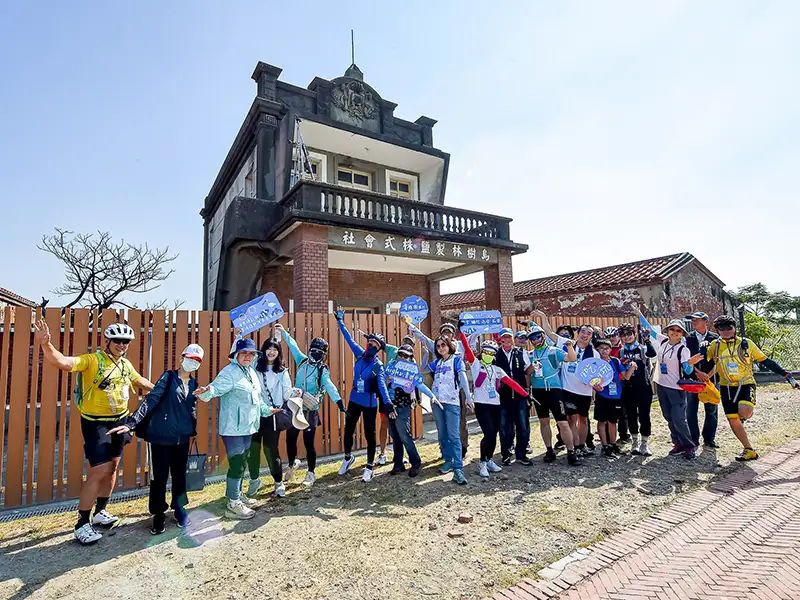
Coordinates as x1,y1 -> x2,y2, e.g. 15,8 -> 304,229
459,310 -> 503,335
400,295 -> 428,325
386,360 -> 424,394
230,292 -> 285,336
577,358 -> 614,387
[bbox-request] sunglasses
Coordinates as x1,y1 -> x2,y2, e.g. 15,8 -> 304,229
110,339 -> 131,345
397,352 -> 413,360
621,332 -> 635,337
667,328 -> 685,334
716,325 -> 734,331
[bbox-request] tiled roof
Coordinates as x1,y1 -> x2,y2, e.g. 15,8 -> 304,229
0,287 -> 38,308
441,253 -> 715,308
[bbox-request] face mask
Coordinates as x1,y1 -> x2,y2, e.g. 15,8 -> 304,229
366,345 -> 379,359
480,352 -> 495,366
182,358 -> 201,373
308,348 -> 325,363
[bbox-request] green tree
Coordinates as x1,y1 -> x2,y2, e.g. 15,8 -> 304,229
744,312 -> 790,361
765,291 -> 800,324
734,283 -> 771,317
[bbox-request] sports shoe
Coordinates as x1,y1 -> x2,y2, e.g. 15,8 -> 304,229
338,455 -> 356,475
390,465 -> 406,475
452,469 -> 467,485
525,445 -> 533,455
585,437 -> 596,451
408,465 -> 421,478
639,441 -> 652,456
303,471 -> 317,487
377,453 -> 388,466
668,444 -> 683,456
74,522 -> 102,545
501,456 -> 513,466
174,508 -> 190,528
617,435 -> 632,445
630,435 -> 640,451
478,461 -> 489,478
543,448 -> 557,463
285,459 -> 301,481
567,451 -> 582,466
274,482 -> 286,498
486,459 -> 503,473
362,467 -> 374,483
602,445 -> 613,457
439,460 -> 453,474
516,456 -> 534,466
554,439 -> 566,450
91,509 -> 119,527
703,440 -> 720,449
240,494 -> 257,508
735,448 -> 759,462
612,444 -> 626,456
683,448 -> 696,461
150,513 -> 166,535
582,445 -> 596,456
247,478 -> 262,497
225,499 -> 255,520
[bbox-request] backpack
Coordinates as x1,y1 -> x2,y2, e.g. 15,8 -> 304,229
72,351 -> 123,415
659,339 -> 686,366
710,337 -> 751,382
298,358 -> 329,397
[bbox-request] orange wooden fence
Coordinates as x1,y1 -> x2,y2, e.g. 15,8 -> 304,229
0,307 -> 667,508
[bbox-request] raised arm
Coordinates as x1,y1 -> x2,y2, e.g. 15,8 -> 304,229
632,304 -> 664,344
459,331 -> 476,364
336,311 -> 364,358
407,322 -> 435,354
563,340 -> 577,363
530,310 -> 558,343
275,324 -> 306,365
34,320 -> 76,371
194,368 -> 234,402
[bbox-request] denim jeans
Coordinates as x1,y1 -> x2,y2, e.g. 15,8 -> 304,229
432,403 -> 463,470
686,393 -> 718,445
389,406 -> 421,468
656,386 -> 695,449
499,398 -> 530,459
221,434 -> 252,500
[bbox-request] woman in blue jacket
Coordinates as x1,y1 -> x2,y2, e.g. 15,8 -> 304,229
336,310 -> 392,483
109,344 -> 204,535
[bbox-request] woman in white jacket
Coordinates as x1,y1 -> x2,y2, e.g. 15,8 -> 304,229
247,338 -> 293,498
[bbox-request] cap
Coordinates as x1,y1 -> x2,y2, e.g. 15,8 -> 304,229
498,328 -> 513,338
690,312 -> 710,320
514,331 -> 528,340
181,343 -> 204,361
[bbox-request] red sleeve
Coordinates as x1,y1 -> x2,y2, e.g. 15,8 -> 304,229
460,331 -> 476,364
502,376 -> 527,396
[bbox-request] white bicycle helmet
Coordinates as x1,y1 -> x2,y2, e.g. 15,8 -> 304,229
104,323 -> 135,341
603,326 -> 619,337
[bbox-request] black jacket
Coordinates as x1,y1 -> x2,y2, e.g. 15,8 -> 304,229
685,330 -> 719,380
128,370 -> 198,445
495,347 -> 529,402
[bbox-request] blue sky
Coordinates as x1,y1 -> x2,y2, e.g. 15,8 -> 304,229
1,1 -> 798,308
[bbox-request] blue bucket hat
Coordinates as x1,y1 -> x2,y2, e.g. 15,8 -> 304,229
229,337 -> 258,359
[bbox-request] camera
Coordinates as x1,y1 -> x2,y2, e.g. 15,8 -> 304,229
98,378 -> 112,391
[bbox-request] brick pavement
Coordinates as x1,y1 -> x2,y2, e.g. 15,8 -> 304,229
486,439 -> 800,600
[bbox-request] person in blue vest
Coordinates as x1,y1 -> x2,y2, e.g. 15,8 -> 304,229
494,328 -> 533,466
273,323 -> 343,488
336,310 -> 393,483
592,339 -> 635,456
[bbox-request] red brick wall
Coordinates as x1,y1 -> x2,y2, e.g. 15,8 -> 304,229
289,225 -> 329,313
484,251 -> 515,315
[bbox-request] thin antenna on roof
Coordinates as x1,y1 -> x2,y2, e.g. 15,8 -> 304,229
351,29 -> 355,64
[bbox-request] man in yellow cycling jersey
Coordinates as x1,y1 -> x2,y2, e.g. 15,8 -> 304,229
707,314 -> 799,462
34,320 -> 154,545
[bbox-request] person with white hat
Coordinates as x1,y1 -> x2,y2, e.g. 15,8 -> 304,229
194,338 -> 271,519
108,344 -> 205,534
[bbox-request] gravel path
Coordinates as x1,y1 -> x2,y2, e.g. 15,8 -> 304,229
2,385 -> 799,600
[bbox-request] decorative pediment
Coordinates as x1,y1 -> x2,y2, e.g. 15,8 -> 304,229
328,72 -> 382,133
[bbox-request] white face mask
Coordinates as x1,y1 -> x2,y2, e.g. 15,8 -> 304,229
182,358 -> 201,373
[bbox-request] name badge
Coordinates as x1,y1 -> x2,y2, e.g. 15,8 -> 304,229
609,382 -> 617,395
726,362 -> 739,374
356,379 -> 365,393
660,363 -> 669,375
533,361 -> 543,378
567,364 -> 577,373
488,388 -> 497,399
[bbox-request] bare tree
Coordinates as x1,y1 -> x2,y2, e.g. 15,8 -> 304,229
38,228 -> 180,310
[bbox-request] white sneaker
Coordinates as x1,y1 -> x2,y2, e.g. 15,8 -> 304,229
91,509 -> 119,527
631,435 -> 640,450
303,471 -> 316,487
74,522 -> 102,545
247,478 -> 262,497
225,499 -> 255,520
274,482 -> 286,498
285,459 -> 301,481
377,453 -> 387,466
240,494 -> 257,508
362,467 -> 374,483
478,461 -> 489,478
486,459 -> 503,473
339,455 -> 356,475
639,441 -> 652,456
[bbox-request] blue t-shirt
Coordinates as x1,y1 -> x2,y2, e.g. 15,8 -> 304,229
596,358 -> 625,400
528,346 -> 567,389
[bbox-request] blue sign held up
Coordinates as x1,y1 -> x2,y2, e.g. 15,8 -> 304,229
577,358 -> 614,387
400,295 -> 429,325
459,310 -> 503,335
230,292 -> 285,336
386,360 -> 424,394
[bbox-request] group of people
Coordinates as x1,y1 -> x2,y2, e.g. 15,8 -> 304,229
32,301 -> 798,545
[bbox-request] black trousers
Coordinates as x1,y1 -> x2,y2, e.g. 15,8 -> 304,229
286,426 -> 318,472
344,403 -> 378,465
149,442 -> 190,516
623,385 -> 653,437
248,416 -> 283,482
474,403 -> 502,462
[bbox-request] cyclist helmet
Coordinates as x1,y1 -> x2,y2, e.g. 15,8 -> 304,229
309,338 -> 329,352
104,323 -> 135,341
481,340 -> 499,354
397,344 -> 414,359
365,332 -> 387,350
603,326 -> 619,337
713,315 -> 737,329
528,325 -> 546,339
514,330 -> 528,340
618,322 -> 636,336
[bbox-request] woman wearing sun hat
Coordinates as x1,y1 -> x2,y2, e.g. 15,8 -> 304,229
194,338 -> 271,520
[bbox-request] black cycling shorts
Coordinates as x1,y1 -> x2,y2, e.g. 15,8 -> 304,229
720,384 -> 755,418
562,390 -> 592,417
80,415 -> 132,467
530,388 -> 568,422
594,397 -> 623,423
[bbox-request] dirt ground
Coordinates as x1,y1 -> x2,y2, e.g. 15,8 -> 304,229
2,384 -> 799,600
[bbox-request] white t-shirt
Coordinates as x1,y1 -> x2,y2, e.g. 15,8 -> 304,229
560,343 -> 593,396
654,334 -> 689,390
470,361 -> 508,406
432,356 -> 460,406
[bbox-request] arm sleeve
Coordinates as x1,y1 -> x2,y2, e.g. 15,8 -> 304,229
460,331 -> 476,364
644,341 -> 657,358
501,376 -> 528,396
759,357 -> 789,377
376,364 -> 391,406
416,381 -> 435,398
281,370 -> 293,402
457,363 -> 473,404
197,368 -> 234,402
127,372 -> 169,428
282,330 -> 307,365
681,362 -> 695,375
321,367 -> 342,404
338,319 -> 364,358
408,324 -> 435,354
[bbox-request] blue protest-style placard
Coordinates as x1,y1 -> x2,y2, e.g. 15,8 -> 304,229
400,295 -> 429,325
230,292 -> 285,336
386,360 -> 424,394
459,310 -> 503,335
577,358 -> 614,387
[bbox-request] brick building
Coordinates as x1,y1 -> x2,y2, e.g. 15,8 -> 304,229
441,253 -> 737,320
201,60 -> 527,333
